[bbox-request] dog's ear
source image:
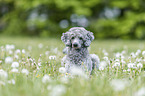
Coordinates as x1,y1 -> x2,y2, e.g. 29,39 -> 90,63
84,31 -> 94,47
61,32 -> 71,46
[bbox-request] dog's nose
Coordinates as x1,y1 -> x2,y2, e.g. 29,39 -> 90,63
73,43 -> 78,47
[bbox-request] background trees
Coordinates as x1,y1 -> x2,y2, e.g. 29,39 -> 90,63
0,0 -> 145,39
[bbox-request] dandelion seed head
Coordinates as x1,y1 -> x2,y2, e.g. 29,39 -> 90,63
70,66 -> 88,79
8,79 -> 15,85
137,63 -> 143,68
42,74 -> 51,83
49,85 -> 66,96
99,66 -> 104,70
59,67 -> 66,74
22,49 -> 26,54
15,49 -> 21,54
131,52 -> 136,58
142,51 -> 145,56
11,62 -> 19,68
11,68 -> 19,73
103,56 -> 109,61
134,87 -> 145,96
21,69 -> 29,75
114,62 -> 120,67
110,79 -> 128,91
8,50 -> 13,55
127,63 -> 136,68
5,57 -> 13,64
49,56 -> 56,60
0,69 -> 8,79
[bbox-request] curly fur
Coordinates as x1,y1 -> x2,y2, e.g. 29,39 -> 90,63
61,27 -> 99,73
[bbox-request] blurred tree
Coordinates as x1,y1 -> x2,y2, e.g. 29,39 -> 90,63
0,0 -> 145,39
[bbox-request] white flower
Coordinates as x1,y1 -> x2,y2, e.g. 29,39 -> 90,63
121,50 -> 126,54
5,56 -> 13,64
121,55 -> 125,59
127,69 -> 131,72
136,58 -> 142,62
45,51 -> 49,56
49,56 -> 56,60
11,62 -> 19,68
99,61 -> 107,68
6,44 -> 15,51
70,66 -> 88,79
38,43 -> 43,49
8,79 -> 15,85
123,70 -> 126,72
102,50 -> 108,56
131,52 -> 136,58
110,79 -> 129,91
137,49 -> 141,54
134,87 -> 145,96
11,68 -> 19,73
6,44 -> 11,50
9,50 -> 13,55
21,69 -> 29,75
142,51 -> 145,56
0,60 -> 2,64
127,63 -> 136,68
136,49 -> 141,56
59,67 -> 66,74
10,45 -> 15,50
0,69 -> 8,79
15,49 -> 21,54
103,56 -> 109,61
14,55 -> 19,59
115,52 -> 121,58
137,63 -> 143,68
22,49 -> 25,54
99,66 -> 104,70
121,59 -> 126,64
38,62 -> 42,66
49,85 -> 66,96
42,74 -> 51,83
114,62 -> 120,67
115,59 -> 120,62
104,52 -> 109,56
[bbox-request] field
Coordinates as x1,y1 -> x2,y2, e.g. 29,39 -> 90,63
0,36 -> 145,96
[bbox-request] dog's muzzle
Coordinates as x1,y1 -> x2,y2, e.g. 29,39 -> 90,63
72,43 -> 80,49
73,43 -> 78,47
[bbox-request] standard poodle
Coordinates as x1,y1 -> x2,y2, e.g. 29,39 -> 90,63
61,27 -> 100,74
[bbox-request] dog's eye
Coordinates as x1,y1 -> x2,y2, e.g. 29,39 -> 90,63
71,37 -> 75,39
79,37 -> 83,40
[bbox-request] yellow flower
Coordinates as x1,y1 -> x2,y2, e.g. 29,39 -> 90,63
36,74 -> 40,78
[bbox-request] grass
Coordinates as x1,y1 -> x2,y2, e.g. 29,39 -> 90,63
0,36 -> 145,96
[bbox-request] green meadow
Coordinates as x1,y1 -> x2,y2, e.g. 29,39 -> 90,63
0,36 -> 145,96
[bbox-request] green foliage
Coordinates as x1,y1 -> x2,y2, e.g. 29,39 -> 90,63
0,0 -> 145,39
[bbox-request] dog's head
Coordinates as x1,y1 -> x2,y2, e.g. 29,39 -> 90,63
61,27 -> 94,49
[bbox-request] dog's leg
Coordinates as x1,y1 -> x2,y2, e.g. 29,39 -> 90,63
90,54 -> 100,70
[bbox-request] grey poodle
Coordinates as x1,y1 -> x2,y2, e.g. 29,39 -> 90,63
61,27 -> 100,74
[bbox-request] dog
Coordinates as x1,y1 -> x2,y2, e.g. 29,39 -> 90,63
61,27 -> 100,74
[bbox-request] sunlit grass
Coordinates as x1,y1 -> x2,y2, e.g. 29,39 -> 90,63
0,36 -> 145,96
